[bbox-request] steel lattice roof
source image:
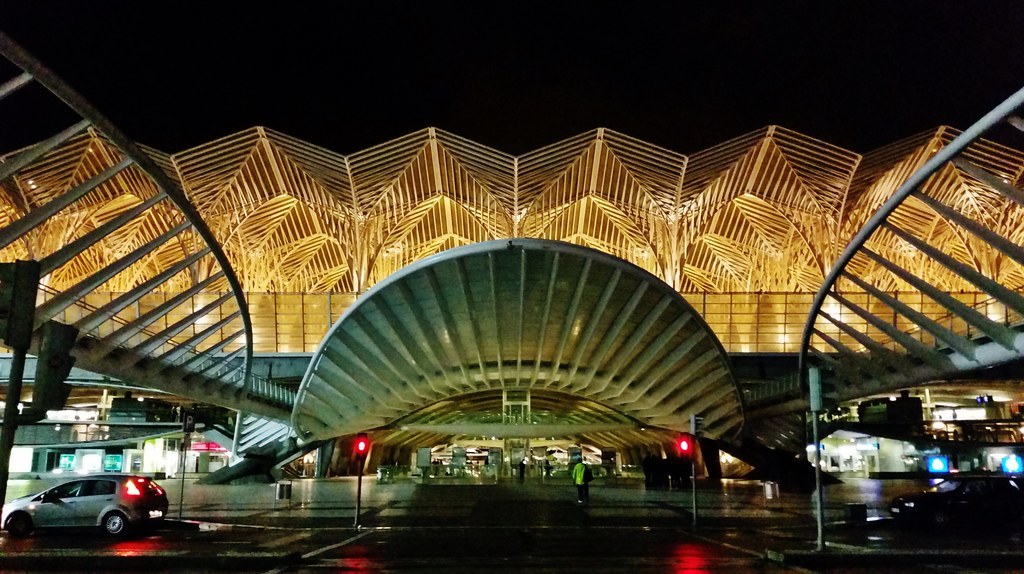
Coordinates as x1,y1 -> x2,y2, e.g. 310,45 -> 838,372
5,122 -> 1024,447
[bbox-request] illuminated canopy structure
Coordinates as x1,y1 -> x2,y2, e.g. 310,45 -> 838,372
148,123 -> 1024,311
173,124 -> 865,296
292,238 -> 743,444
7,121 -> 1024,452
4,28 -> 1024,457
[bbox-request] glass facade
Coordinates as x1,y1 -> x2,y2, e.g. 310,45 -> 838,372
48,290 -> 1003,356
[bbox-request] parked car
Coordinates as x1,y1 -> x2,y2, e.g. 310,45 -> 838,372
889,476 -> 1024,527
2,474 -> 168,537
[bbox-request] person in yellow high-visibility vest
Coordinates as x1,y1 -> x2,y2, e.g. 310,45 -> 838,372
571,460 -> 591,503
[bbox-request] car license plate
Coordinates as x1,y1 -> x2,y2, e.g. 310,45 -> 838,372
149,510 -> 164,518
890,507 -> 899,513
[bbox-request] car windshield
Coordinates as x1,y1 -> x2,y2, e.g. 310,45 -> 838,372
927,480 -> 961,493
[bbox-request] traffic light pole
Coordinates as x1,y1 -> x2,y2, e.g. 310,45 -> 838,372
352,433 -> 368,528
0,260 -> 40,510
689,413 -> 703,529
0,345 -> 28,508
690,458 -> 697,528
809,367 -> 825,552
354,461 -> 363,528
178,431 -> 191,520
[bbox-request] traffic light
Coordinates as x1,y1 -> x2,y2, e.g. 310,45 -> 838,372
0,260 -> 40,350
354,433 -> 370,459
690,414 -> 705,436
677,433 -> 695,459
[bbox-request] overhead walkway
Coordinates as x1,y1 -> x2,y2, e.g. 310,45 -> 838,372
746,86 -> 1024,450
0,33 -> 294,460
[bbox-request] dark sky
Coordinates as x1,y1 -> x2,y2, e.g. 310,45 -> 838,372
2,2 -> 1024,156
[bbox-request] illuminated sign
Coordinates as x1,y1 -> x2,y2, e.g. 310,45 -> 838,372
926,455 -> 949,473
190,442 -> 228,452
103,454 -> 123,472
1001,454 -> 1022,474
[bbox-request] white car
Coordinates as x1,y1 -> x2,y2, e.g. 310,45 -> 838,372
2,474 -> 169,537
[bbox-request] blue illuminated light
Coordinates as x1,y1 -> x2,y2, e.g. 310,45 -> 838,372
926,455 -> 949,473
1002,454 -> 1022,474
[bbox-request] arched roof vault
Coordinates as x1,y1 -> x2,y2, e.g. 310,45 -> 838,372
292,238 -> 744,444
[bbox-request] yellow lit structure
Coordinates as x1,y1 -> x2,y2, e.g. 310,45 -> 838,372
5,125 -> 1021,357
5,29 -> 1024,464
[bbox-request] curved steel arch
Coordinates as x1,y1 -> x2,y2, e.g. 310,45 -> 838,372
292,238 -> 743,443
0,32 -> 292,416
798,85 -> 1024,408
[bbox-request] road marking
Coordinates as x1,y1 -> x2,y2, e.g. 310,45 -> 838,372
260,529 -> 374,574
688,531 -> 818,574
262,531 -> 312,549
301,530 -> 373,558
824,541 -> 863,551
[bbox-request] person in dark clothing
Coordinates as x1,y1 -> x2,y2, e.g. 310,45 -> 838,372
642,454 -> 655,487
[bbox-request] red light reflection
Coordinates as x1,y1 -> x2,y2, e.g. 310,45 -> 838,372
109,537 -> 164,555
669,541 -> 711,573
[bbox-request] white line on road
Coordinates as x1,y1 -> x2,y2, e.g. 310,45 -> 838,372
262,531 -> 313,549
688,530 -> 819,574
261,529 -> 374,574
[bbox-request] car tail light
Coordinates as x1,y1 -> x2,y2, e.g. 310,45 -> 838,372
124,480 -> 142,496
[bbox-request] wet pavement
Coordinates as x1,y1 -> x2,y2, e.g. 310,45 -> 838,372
2,475 -> 1023,572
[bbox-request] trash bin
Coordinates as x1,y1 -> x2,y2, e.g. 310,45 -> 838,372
846,503 -> 867,523
763,481 -> 779,500
275,480 -> 292,501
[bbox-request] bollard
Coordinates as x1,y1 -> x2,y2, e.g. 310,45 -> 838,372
846,502 -> 867,523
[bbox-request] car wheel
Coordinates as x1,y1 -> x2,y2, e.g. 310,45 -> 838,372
5,512 -> 33,537
102,511 -> 128,536
929,509 -> 951,527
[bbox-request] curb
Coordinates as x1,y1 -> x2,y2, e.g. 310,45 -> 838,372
766,548 -> 1024,568
0,550 -> 304,572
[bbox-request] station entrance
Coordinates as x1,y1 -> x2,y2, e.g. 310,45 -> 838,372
306,388 -> 681,483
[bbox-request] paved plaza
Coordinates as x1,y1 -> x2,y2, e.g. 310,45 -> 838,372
4,475 -> 1024,572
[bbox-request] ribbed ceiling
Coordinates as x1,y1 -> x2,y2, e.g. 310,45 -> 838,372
292,239 -> 742,443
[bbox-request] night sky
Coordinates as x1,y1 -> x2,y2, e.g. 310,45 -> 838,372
2,2 -> 1024,156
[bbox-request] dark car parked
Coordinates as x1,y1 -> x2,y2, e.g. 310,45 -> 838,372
889,476 -> 1024,527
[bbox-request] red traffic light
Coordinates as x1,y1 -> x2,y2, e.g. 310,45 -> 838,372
677,433 -> 696,457
354,433 -> 369,456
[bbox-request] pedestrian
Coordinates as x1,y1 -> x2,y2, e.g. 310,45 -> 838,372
544,458 -> 552,478
519,457 -> 526,480
571,459 -> 591,503
642,453 -> 654,486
